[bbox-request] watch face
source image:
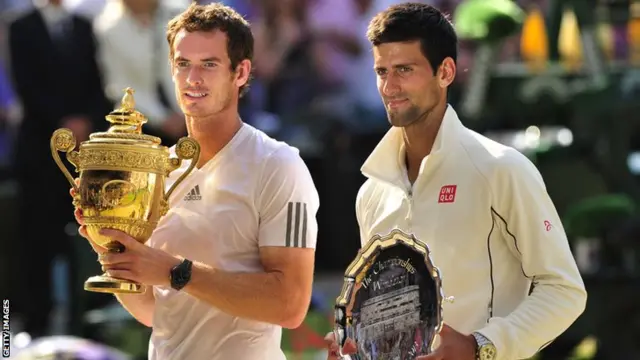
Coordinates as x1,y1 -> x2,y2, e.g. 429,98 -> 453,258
171,261 -> 192,289
479,344 -> 497,360
175,270 -> 187,284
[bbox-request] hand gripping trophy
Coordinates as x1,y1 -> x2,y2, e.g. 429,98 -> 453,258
50,88 -> 200,294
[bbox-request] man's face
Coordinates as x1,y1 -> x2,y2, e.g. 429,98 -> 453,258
373,40 -> 443,128
171,29 -> 249,118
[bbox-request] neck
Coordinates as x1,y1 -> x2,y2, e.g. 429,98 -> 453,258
402,101 -> 447,175
186,109 -> 243,168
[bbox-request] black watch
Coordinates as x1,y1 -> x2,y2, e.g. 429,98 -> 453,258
169,259 -> 193,291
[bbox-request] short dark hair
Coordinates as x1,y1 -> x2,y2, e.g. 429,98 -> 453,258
367,2 -> 457,74
166,3 -> 254,97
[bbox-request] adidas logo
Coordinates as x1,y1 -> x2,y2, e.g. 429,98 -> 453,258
184,185 -> 202,201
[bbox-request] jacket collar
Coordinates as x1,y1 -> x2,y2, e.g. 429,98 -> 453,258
361,105 -> 464,187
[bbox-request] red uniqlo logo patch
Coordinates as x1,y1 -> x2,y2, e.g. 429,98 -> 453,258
438,185 -> 457,203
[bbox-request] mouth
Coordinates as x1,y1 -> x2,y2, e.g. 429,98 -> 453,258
184,91 -> 208,99
386,99 -> 408,109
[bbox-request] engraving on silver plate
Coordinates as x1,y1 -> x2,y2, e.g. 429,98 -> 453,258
334,229 -> 447,360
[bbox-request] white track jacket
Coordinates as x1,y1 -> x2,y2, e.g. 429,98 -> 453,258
356,105 -> 587,360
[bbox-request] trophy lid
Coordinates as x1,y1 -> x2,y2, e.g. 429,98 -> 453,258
89,88 -> 161,145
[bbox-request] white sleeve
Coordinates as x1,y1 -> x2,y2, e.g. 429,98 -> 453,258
257,146 -> 319,249
476,152 -> 587,360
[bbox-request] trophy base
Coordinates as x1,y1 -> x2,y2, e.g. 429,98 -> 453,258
84,274 -> 145,294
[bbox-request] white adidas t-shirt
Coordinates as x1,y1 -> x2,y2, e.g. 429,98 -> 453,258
145,123 -> 320,360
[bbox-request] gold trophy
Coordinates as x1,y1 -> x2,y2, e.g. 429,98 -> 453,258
50,88 -> 200,294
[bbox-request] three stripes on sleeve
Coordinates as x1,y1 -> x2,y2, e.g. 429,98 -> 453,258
285,202 -> 308,248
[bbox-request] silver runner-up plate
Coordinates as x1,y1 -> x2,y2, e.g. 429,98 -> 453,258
334,229 -> 449,360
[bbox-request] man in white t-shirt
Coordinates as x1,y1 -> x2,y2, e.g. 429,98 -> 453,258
326,3 -> 586,360
73,3 -> 319,359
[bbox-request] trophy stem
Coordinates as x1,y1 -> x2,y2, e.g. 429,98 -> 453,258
84,240 -> 145,294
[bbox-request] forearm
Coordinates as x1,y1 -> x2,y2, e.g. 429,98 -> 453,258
183,262 -> 308,329
477,280 -> 587,360
114,289 -> 155,327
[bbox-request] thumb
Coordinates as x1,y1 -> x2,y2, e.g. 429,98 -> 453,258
342,337 -> 357,354
440,323 -> 454,333
100,228 -> 142,250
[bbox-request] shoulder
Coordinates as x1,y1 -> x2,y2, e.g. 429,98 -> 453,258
243,125 -> 308,171
244,126 -> 316,194
8,9 -> 36,31
248,127 -> 319,212
355,177 -> 392,222
458,128 -> 543,186
356,178 -> 376,210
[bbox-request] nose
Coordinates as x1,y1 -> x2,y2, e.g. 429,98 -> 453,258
186,67 -> 203,87
380,76 -> 400,98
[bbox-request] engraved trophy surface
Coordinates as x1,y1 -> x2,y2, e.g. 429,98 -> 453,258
50,88 -> 200,294
334,229 -> 450,359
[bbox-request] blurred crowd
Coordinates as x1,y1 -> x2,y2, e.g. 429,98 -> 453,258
0,0 -> 640,357
0,0 -> 638,160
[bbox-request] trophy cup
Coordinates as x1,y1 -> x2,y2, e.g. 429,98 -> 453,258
50,87 -> 200,294
334,229 -> 452,359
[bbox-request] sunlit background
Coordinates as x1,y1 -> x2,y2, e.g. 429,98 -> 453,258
0,0 -> 639,359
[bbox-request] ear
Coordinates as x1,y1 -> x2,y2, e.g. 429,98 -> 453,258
234,59 -> 252,89
437,57 -> 456,88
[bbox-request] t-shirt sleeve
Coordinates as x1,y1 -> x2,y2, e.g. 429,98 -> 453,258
257,146 -> 319,249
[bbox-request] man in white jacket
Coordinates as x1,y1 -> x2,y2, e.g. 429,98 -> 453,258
326,3 -> 587,360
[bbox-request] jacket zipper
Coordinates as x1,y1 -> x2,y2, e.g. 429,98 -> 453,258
406,188 -> 414,230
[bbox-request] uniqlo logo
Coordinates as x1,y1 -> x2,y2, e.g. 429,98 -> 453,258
438,185 -> 457,203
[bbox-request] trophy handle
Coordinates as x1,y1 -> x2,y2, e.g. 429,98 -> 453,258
164,137 -> 200,202
51,128 -> 79,193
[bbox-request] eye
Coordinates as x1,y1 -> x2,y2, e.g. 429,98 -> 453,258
398,66 -> 412,73
203,62 -> 216,68
375,68 -> 387,76
176,61 -> 189,68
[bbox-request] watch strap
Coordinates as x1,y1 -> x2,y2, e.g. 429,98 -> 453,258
170,258 -> 193,291
472,332 -> 496,360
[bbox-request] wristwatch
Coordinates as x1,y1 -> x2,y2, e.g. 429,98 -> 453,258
472,332 -> 497,360
169,259 -> 193,291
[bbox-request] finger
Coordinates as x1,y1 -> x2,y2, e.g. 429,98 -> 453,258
342,338 -> 357,355
78,225 -> 89,239
440,323 -> 453,333
102,262 -> 132,271
106,269 -> 136,281
99,252 -> 133,265
100,229 -> 141,249
74,208 -> 84,225
71,178 -> 80,198
323,332 -> 340,358
327,350 -> 340,360
79,226 -> 107,254
324,332 -> 335,345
